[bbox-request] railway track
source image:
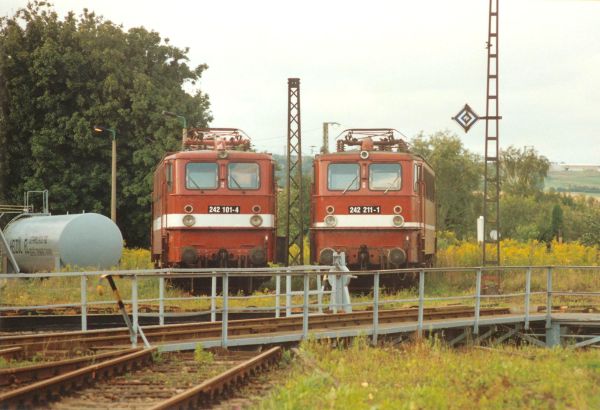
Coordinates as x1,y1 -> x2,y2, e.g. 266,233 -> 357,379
0,347 -> 282,410
148,347 -> 281,410
0,306 -> 509,356
0,348 -> 142,390
0,348 -> 155,409
0,347 -> 21,360
0,304 -> 191,317
0,310 -> 275,333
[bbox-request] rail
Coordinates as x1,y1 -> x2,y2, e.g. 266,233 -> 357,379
0,347 -> 155,408
149,346 -> 282,410
2,263 -> 600,348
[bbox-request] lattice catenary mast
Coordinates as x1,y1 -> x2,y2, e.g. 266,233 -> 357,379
452,0 -> 502,271
285,78 -> 304,266
482,0 -> 501,266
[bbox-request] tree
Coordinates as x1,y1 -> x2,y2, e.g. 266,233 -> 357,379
0,2 -> 212,246
550,204 -> 563,241
411,131 -> 482,238
501,146 -> 550,197
500,194 -> 545,241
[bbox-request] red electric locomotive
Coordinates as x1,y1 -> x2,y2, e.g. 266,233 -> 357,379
310,129 -> 435,288
151,128 -> 277,291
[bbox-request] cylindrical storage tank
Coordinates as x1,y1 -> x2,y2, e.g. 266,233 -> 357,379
4,213 -> 123,272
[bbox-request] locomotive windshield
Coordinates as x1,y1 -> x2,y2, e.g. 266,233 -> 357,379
328,163 -> 359,191
186,162 -> 218,189
228,162 -> 260,189
369,163 -> 401,191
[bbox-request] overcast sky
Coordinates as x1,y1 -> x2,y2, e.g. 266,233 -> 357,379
2,0 -> 599,163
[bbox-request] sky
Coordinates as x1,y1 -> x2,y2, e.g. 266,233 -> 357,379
2,0 -> 599,163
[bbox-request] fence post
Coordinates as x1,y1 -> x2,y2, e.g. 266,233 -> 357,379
159,277 -> 165,326
417,270 -> 425,338
474,269 -> 482,335
329,252 -> 352,313
222,273 -> 229,348
372,272 -> 379,346
546,266 -> 553,329
546,322 -> 561,347
303,273 -> 309,339
211,273 -> 217,323
525,267 -> 531,330
330,270 -> 338,315
316,274 -> 323,314
132,275 -> 139,347
275,274 -> 281,318
286,271 -> 292,317
80,274 -> 87,331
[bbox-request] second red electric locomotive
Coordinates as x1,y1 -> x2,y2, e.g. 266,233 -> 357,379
310,129 -> 435,288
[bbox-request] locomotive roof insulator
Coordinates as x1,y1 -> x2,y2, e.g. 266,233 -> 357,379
183,128 -> 252,151
335,128 -> 410,153
361,137 -> 374,151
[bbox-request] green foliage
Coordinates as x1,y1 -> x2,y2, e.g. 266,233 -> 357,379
255,341 -> 600,410
580,213 -> 600,247
500,195 -> 544,241
280,349 -> 293,366
0,1 -> 211,246
193,343 -> 214,365
276,171 -> 312,239
436,230 -> 460,249
151,350 -> 163,364
550,204 -> 563,240
493,189 -> 600,245
411,130 -> 481,238
501,146 -> 550,196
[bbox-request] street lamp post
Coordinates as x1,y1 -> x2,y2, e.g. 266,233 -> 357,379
93,125 -> 117,223
162,111 -> 187,149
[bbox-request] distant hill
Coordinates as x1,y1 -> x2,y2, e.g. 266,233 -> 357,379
545,169 -> 600,198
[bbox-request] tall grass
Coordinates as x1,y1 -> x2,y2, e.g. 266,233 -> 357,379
433,239 -> 600,305
437,238 -> 600,267
255,339 -> 600,410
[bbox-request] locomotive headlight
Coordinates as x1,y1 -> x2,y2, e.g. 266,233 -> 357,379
249,246 -> 266,265
392,215 -> 404,227
250,214 -> 263,227
182,214 -> 196,227
324,215 -> 337,227
388,247 -> 407,266
393,205 -> 403,214
325,205 -> 335,215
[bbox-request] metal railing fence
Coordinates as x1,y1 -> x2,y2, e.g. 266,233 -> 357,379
2,265 -> 600,348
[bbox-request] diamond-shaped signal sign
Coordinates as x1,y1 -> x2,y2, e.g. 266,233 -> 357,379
452,104 -> 480,133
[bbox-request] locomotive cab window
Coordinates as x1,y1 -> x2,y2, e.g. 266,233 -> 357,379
424,168 -> 435,200
165,163 -> 173,192
328,163 -> 359,191
369,163 -> 401,191
186,162 -> 218,189
414,164 -> 422,192
228,162 -> 260,189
